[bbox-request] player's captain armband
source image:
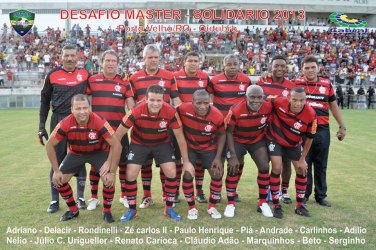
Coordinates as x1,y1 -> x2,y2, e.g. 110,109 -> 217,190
311,119 -> 317,134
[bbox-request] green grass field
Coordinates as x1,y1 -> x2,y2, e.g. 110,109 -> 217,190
0,109 -> 375,250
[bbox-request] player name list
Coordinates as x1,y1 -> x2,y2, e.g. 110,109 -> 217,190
5,225 -> 368,247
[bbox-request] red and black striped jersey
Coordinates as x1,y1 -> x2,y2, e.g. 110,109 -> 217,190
40,67 -> 89,125
207,72 -> 251,116
295,77 -> 336,128
176,102 -> 225,151
257,77 -> 295,100
227,99 -> 273,144
267,97 -> 317,148
87,73 -> 134,129
174,70 -> 210,102
129,69 -> 178,103
121,101 -> 181,146
52,112 -> 114,155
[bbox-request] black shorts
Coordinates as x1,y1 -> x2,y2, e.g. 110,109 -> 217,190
44,62 -> 51,67
233,140 -> 267,163
170,129 -> 182,161
188,148 -> 216,169
267,140 -> 302,161
127,143 -> 175,166
59,151 -> 108,175
119,136 -> 130,165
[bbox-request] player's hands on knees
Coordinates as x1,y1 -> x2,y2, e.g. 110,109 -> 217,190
52,170 -> 64,187
296,159 -> 308,176
99,161 -> 110,176
38,128 -> 49,146
211,156 -> 224,177
228,156 -> 240,176
183,161 -> 195,177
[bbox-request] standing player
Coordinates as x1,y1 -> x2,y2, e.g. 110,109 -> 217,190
86,50 -> 135,211
257,55 -> 296,204
207,54 -> 251,213
295,56 -> 346,207
267,87 -> 317,218
38,44 -> 89,213
115,85 -> 194,222
226,85 -> 273,218
174,51 -> 210,204
45,94 -> 121,222
129,44 -> 182,209
176,90 -> 226,219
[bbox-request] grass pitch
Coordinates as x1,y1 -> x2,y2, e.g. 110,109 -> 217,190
0,109 -> 375,249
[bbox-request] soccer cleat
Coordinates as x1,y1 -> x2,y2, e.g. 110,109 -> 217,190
119,196 -> 129,208
234,193 -> 241,202
281,194 -> 293,204
120,209 -> 139,222
257,203 -> 273,217
76,198 -> 86,210
195,189 -> 208,203
295,205 -> 311,217
224,204 -> 236,218
187,208 -> 199,220
139,197 -> 154,209
60,210 -> 79,221
316,199 -> 331,207
207,207 -> 222,219
47,201 -> 59,213
273,205 -> 284,219
103,212 -> 115,223
164,208 -> 182,221
87,198 -> 100,211
174,194 -> 181,203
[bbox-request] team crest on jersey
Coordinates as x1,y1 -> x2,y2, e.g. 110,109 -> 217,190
76,73 -> 83,81
204,124 -> 213,132
319,86 -> 326,94
198,80 -> 204,87
294,122 -> 303,130
268,143 -> 275,152
159,121 -> 167,128
282,90 -> 289,97
88,132 -> 97,140
239,84 -> 245,91
260,117 -> 267,124
158,80 -> 165,87
115,85 -> 122,92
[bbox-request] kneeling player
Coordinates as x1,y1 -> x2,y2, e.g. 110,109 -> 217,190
177,90 -> 226,219
45,94 -> 121,223
115,84 -> 195,222
266,87 -> 317,219
226,85 -> 273,218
